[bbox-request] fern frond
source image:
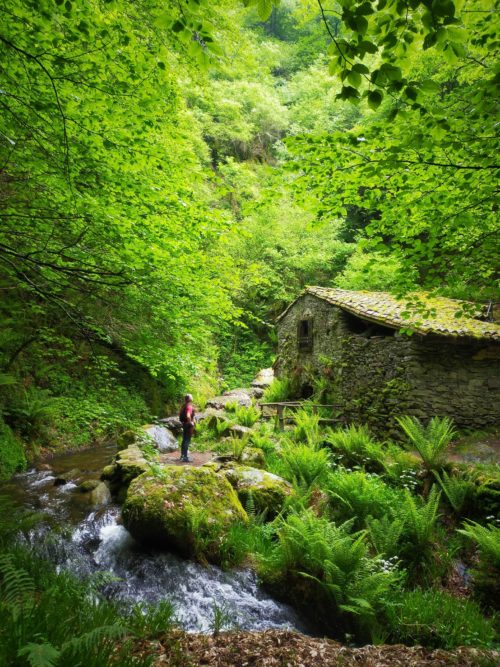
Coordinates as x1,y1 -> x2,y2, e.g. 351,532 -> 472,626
458,521 -> 500,568
433,470 -> 474,514
17,642 -> 61,667
0,554 -> 35,607
397,416 -> 455,470
61,623 -> 126,657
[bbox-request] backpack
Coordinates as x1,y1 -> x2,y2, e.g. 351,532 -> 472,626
179,405 -> 191,424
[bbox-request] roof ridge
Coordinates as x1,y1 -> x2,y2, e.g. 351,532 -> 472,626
277,287 -> 500,342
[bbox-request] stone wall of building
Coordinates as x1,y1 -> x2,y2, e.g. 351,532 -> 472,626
275,293 -> 500,433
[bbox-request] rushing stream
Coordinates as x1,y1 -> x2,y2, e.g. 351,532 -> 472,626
1,444 -> 306,634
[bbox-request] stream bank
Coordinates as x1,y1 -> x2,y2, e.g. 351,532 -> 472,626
1,443 -> 306,635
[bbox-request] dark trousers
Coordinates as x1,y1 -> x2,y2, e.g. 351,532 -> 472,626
181,424 -> 192,458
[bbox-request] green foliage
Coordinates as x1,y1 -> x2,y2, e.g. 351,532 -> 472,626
367,515 -> 405,559
0,418 -> 26,479
398,486 -> 442,565
433,470 -> 475,515
385,588 -> 496,649
397,416 -> 456,471
276,439 -> 331,489
5,389 -> 59,445
249,433 -> 276,456
209,601 -> 234,637
230,436 -> 250,463
458,521 -> 500,569
292,409 -> 321,447
458,520 -> 500,609
127,600 -> 175,640
288,3 -> 499,297
325,425 -> 386,472
326,469 -> 403,531
234,405 -> 260,428
258,510 -> 400,639
262,378 -> 293,404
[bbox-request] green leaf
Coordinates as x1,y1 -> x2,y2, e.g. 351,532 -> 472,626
347,70 -> 362,87
367,90 -> 383,110
18,643 -> 61,667
419,79 -> 440,93
257,0 -> 273,21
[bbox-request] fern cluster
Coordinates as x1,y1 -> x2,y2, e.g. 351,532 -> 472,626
234,405 -> 260,427
326,469 -> 403,531
292,409 -> 321,447
433,470 -> 475,515
397,416 -> 456,471
278,438 -> 331,488
325,425 -> 386,472
258,510 -> 399,639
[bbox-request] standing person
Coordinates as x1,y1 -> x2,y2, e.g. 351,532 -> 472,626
179,393 -> 195,462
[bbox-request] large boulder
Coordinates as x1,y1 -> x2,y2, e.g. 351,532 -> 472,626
122,465 -> 248,563
158,416 -> 183,435
251,368 -> 274,398
206,389 -> 252,410
216,464 -> 292,518
142,424 -> 178,453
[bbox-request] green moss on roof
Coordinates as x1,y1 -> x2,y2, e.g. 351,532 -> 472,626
282,287 -> 500,342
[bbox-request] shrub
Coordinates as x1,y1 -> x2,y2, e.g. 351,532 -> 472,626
262,378 -> 292,403
230,435 -> 250,462
224,400 -> 239,414
326,469 -> 404,531
292,409 -> 321,447
385,588 -> 496,649
250,433 -> 276,456
433,470 -> 475,516
458,521 -> 500,568
258,510 -> 400,641
0,548 -> 155,667
367,515 -> 405,559
5,388 -> 59,445
0,417 -> 26,479
458,521 -> 500,607
397,416 -> 456,471
234,405 -> 260,427
325,425 -> 386,472
397,486 -> 442,571
277,439 -> 331,489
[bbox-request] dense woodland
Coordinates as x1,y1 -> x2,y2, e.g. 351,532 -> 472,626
1,0 -> 498,475
0,1 -> 499,665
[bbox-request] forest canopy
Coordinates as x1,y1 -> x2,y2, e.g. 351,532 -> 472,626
0,0 -> 498,470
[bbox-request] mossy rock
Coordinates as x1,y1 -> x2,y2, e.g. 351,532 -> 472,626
77,479 -> 100,493
219,465 -> 292,518
101,464 -> 116,481
116,444 -> 151,481
116,429 -> 138,451
104,444 -> 152,502
240,447 -> 266,468
122,465 -> 248,564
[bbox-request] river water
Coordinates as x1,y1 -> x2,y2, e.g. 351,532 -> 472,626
1,444 -> 305,634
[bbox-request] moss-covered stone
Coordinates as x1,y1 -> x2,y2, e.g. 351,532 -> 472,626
116,429 -> 138,451
101,464 -> 116,480
241,447 -> 266,468
77,479 -> 100,493
218,465 -> 292,518
103,444 -> 153,501
122,465 -> 248,564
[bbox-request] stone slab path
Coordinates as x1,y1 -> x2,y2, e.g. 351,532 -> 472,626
159,450 -> 215,467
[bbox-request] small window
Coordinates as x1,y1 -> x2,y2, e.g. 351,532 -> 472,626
298,318 -> 313,352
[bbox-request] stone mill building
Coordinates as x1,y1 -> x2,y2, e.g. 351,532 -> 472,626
275,287 -> 500,431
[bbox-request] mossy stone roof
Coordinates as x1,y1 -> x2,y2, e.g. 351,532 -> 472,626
279,287 -> 500,342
